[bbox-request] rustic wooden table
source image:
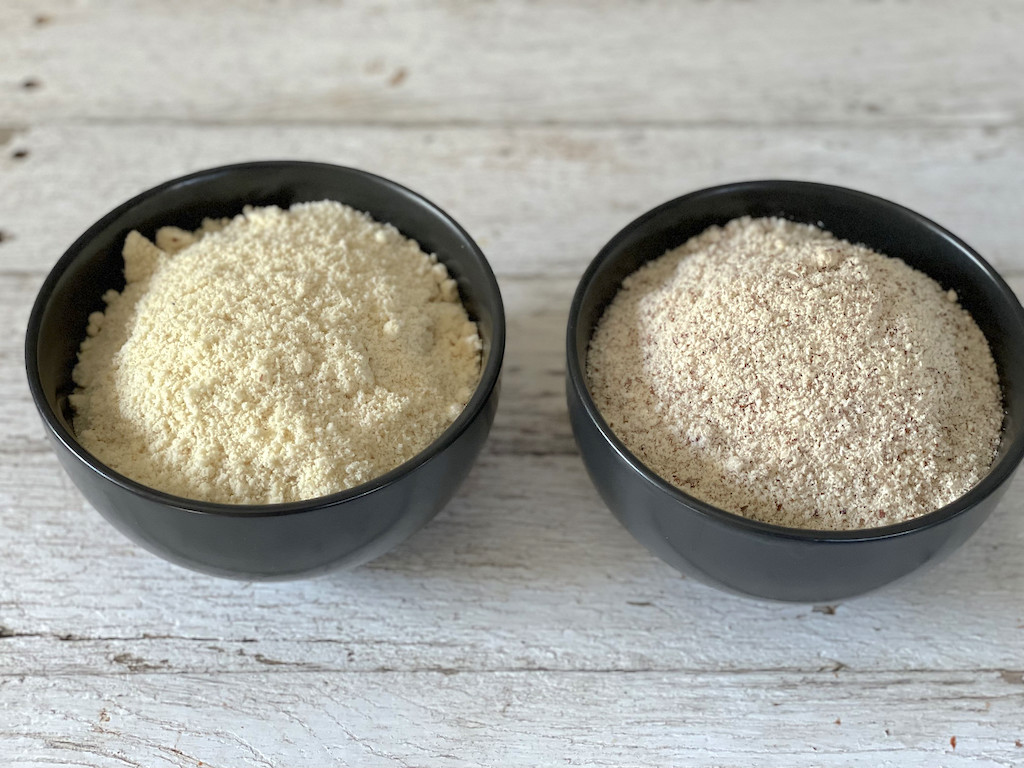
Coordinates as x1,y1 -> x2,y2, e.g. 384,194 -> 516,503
2,1 -> 1023,765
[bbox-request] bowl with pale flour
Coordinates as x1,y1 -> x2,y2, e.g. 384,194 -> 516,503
566,180 -> 1024,601
26,161 -> 505,579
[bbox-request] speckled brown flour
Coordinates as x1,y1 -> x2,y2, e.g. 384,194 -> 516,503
587,217 -> 1002,530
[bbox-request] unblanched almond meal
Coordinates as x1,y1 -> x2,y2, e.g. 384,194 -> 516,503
72,201 -> 482,504
587,216 -> 1002,530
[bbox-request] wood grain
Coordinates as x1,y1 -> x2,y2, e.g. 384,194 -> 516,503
3,670 -> 1023,767
2,123 -> 1024,279
1,0 -> 1021,128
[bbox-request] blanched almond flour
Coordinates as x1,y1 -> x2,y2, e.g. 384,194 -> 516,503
72,201 -> 482,504
587,217 -> 1002,530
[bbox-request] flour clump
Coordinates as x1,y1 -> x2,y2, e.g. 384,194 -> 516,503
587,217 -> 1002,530
72,201 -> 482,504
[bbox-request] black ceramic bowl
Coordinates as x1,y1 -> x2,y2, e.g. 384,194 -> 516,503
567,180 -> 1024,602
26,161 -> 505,580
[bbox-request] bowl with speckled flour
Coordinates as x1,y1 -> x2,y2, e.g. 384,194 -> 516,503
566,180 -> 1024,601
26,161 -> 505,580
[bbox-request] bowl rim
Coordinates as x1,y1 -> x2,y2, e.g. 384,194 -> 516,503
25,160 -> 505,518
566,178 -> 1024,543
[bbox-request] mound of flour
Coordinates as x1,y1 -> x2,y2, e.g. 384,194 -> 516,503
587,216 -> 1002,530
72,201 -> 481,504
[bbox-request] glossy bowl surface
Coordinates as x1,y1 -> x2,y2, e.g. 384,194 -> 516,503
26,161 -> 505,580
566,180 -> 1024,602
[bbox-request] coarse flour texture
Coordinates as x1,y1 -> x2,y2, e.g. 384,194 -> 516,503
72,201 -> 482,504
587,217 -> 1002,530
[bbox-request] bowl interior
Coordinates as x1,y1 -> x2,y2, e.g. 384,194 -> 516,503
29,161 -> 504,509
569,180 -> 1024,537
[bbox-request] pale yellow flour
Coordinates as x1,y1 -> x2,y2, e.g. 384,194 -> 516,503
71,201 -> 482,504
587,217 -> 1002,530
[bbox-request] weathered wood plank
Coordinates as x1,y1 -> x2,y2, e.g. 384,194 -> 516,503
1,0 -> 1021,128
2,669 -> 1022,767
2,445 -> 1022,678
3,124 -> 1023,279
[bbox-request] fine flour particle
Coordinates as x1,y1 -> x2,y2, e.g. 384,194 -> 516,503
587,217 -> 1002,530
72,201 -> 482,504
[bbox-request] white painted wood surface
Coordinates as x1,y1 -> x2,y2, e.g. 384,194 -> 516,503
2,1 -> 1023,765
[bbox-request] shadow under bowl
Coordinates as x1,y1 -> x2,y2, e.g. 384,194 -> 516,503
566,180 -> 1024,602
26,161 -> 505,580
